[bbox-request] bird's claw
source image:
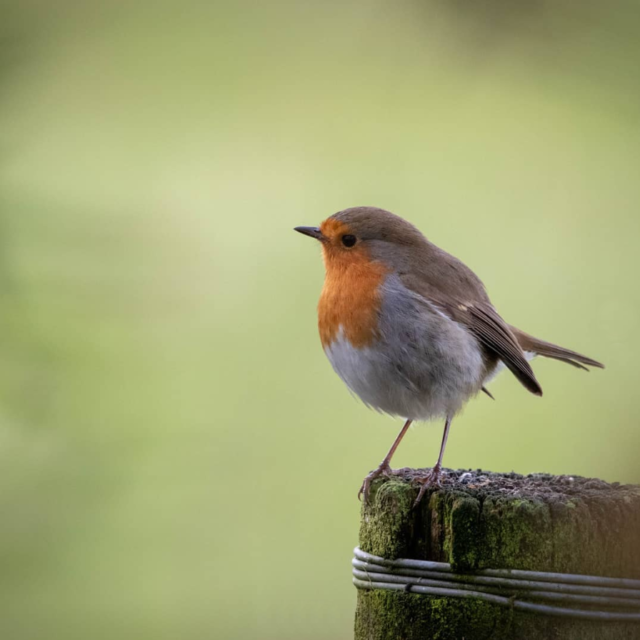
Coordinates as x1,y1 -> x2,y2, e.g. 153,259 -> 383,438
412,464 -> 443,508
358,462 -> 392,503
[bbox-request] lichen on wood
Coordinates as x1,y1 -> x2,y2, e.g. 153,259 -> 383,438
355,468 -> 640,640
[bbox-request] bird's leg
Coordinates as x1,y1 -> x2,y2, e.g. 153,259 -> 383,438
358,419 -> 412,502
413,416 -> 452,508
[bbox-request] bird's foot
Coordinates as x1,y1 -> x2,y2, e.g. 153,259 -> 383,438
413,464 -> 444,508
358,461 -> 393,503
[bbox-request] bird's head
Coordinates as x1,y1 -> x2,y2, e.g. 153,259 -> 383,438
294,206 -> 427,271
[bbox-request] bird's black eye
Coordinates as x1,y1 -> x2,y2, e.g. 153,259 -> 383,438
341,234 -> 357,248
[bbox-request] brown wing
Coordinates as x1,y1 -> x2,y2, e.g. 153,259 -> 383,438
460,302 -> 543,396
399,247 -> 543,396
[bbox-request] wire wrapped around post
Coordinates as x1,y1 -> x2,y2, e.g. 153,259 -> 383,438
353,548 -> 640,621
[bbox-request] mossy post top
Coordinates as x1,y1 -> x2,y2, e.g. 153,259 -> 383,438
355,469 -> 640,640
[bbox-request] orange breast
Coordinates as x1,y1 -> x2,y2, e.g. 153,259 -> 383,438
318,247 -> 388,349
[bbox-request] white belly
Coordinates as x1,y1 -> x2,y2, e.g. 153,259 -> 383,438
324,322 -> 485,422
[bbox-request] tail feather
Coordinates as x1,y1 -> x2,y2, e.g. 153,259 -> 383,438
510,327 -> 605,371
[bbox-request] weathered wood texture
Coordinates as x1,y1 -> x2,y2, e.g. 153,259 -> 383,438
355,469 -> 640,640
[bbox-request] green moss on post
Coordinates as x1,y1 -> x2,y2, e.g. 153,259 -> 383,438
355,469 -> 640,640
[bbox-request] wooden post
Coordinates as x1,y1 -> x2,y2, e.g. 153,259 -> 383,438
355,469 -> 640,640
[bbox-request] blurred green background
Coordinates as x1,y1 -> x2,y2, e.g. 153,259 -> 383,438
0,1 -> 639,638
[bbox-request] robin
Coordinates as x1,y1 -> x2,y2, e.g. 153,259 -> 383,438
295,206 -> 604,506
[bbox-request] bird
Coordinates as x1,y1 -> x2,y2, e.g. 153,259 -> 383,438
294,206 -> 604,507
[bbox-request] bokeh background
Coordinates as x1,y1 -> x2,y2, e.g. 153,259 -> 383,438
0,1 -> 639,638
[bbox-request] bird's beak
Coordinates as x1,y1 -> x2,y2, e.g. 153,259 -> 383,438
294,226 -> 326,241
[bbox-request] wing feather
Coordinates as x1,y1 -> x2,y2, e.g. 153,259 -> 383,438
463,303 -> 542,396
398,249 -> 543,396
